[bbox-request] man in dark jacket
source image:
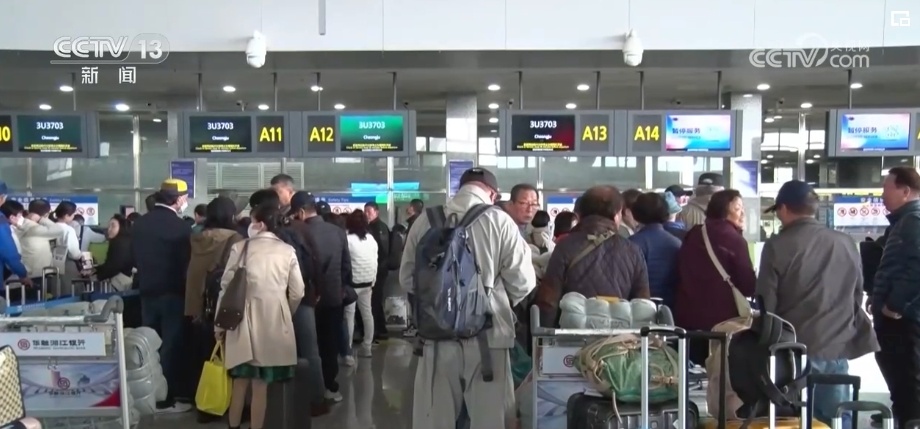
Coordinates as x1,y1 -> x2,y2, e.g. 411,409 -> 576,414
364,201 -> 390,340
131,179 -> 192,413
873,166 -> 920,427
535,185 -> 650,327
290,191 -> 351,402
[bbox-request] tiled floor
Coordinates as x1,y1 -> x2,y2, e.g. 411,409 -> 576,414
128,339 -> 888,429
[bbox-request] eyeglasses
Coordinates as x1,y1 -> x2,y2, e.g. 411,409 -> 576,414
515,201 -> 541,209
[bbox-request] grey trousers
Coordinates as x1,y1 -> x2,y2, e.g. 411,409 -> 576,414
412,339 -> 515,429
292,305 -> 326,405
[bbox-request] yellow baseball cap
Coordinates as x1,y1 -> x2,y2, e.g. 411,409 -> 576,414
160,178 -> 188,196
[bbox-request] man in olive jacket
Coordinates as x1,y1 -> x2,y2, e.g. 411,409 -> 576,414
872,167 -> 920,427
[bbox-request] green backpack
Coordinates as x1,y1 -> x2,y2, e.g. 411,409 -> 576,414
574,334 -> 680,404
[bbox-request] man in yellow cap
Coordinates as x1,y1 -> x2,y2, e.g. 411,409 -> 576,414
130,178 -> 193,413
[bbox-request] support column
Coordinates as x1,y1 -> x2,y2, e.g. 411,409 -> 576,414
444,94 -> 479,184
723,92 -> 763,243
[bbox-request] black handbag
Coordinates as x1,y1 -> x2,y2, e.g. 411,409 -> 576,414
214,239 -> 253,330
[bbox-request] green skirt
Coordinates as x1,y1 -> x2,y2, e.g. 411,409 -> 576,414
228,363 -> 295,383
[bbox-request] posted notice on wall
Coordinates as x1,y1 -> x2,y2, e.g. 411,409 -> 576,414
0,332 -> 106,357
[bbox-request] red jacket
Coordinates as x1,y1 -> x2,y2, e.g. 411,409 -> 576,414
674,219 -> 756,331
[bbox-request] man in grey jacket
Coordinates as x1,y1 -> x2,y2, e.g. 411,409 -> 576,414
756,180 -> 878,428
400,167 -> 536,429
677,172 -> 724,229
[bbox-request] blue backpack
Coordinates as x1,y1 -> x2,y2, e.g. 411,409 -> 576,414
412,203 -> 496,381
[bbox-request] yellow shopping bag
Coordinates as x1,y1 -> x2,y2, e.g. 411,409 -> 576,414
195,343 -> 231,416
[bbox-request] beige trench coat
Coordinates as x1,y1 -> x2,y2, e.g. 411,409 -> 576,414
217,232 -> 305,369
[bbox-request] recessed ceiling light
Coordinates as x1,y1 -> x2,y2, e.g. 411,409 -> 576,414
764,117 -> 775,123
805,159 -> 815,164
813,154 -> 821,159
59,85 -> 74,93
850,82 -> 863,89
766,154 -> 774,159
742,94 -> 753,98
152,118 -> 162,123
565,103 -> 577,110
38,104 -> 52,111
310,85 -> 323,92
488,117 -> 499,124
334,103 -> 345,110
773,115 -> 782,119
756,83 -> 771,91
487,84 -> 501,91
760,159 -> 769,164
257,104 -> 270,111
488,103 -> 499,110
114,103 -> 130,112
800,102 -> 813,109
490,129 -> 497,133
222,85 -> 236,93
576,84 -> 590,91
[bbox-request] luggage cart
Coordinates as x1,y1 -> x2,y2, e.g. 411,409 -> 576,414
527,305 -> 686,429
0,296 -> 131,429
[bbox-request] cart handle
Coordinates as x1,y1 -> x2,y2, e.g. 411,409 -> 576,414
836,401 -> 891,417
83,295 -> 124,323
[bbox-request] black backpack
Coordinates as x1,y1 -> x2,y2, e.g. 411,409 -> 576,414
728,310 -> 811,424
204,238 -> 238,321
387,224 -> 407,271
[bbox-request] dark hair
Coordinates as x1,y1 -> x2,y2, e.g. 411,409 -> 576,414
531,210 -> 550,229
510,183 -> 538,203
364,202 -> 379,211
346,210 -> 370,239
888,166 -> 920,192
631,192 -> 670,225
73,214 -> 85,224
326,213 -> 346,230
705,189 -> 743,220
249,189 -> 280,210
144,193 -> 157,212
204,196 -> 238,230
785,193 -> 820,216
553,212 -> 577,238
270,174 -> 295,187
51,201 -> 78,222
409,199 -> 424,214
153,189 -> 179,207
578,186 -> 623,220
109,214 -> 130,238
194,204 -> 207,218
28,199 -> 51,217
0,200 -> 25,219
126,212 -> 140,225
237,216 -> 252,231
621,189 -> 642,213
249,204 -> 283,235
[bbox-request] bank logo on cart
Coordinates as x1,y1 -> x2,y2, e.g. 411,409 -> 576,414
51,34 -> 170,65
563,355 -> 575,368
749,34 -> 870,68
16,339 -> 30,350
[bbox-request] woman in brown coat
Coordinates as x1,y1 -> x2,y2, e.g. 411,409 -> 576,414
216,203 -> 305,429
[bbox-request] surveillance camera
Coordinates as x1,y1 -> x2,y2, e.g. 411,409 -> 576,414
623,30 -> 644,67
777,98 -> 786,105
246,31 -> 267,69
235,100 -> 245,107
672,99 -> 683,106
507,99 -> 514,108
403,101 -> 410,109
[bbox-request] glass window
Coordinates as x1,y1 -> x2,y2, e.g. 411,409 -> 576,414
651,157 -> 725,189
138,113 -> 174,189
542,156 -> 644,191
486,156 -> 539,188
207,160 -> 283,193
298,157 -> 388,192
393,192 -> 447,225
96,191 -> 137,222
393,153 -> 471,192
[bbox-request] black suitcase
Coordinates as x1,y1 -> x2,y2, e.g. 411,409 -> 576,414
567,393 -> 699,429
263,359 -> 312,429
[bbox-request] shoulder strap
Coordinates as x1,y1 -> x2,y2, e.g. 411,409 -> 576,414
215,236 -> 238,269
458,204 -> 494,228
567,230 -> 616,270
236,238 -> 254,269
701,224 -> 752,319
426,206 -> 447,230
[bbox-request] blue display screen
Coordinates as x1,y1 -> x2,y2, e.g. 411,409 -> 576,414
839,113 -> 911,152
664,114 -> 732,152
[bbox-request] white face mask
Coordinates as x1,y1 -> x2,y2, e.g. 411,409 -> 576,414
247,224 -> 261,238
179,200 -> 188,214
16,217 -> 24,227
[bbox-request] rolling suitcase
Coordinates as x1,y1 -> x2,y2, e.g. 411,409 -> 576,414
806,374 -> 860,428
832,401 -> 893,429
263,358 -> 312,429
566,326 -> 693,428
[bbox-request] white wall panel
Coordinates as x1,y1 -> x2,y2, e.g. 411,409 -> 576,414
631,0 -> 756,50
753,0 -> 885,49
505,0 -> 629,50
383,0 -> 506,50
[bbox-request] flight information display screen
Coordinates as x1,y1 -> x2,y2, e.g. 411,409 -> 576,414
17,115 -> 84,153
510,114 -> 576,152
188,116 -> 252,153
338,115 -> 405,153
839,113 -> 911,152
664,114 -> 732,152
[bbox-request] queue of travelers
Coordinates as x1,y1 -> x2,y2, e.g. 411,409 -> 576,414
0,166 -> 916,428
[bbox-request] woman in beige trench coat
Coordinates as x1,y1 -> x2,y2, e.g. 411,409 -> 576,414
215,203 -> 305,429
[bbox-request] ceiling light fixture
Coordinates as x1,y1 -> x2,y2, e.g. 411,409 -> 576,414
222,85 -> 236,93
850,82 -> 863,89
38,104 -> 52,111
490,129 -> 497,133
773,115 -> 782,119
59,85 -> 74,93
310,85 -> 323,92
488,103 -> 499,110
257,104 -> 270,111
742,94 -> 753,98
114,103 -> 130,112
152,118 -> 162,123
487,84 -> 501,91
576,84 -> 590,91
565,103 -> 577,110
764,117 -> 775,123
488,117 -> 499,124
800,102 -> 813,109
334,103 -> 345,110
756,83 -> 771,91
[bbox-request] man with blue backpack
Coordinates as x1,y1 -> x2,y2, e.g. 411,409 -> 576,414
399,167 -> 536,429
